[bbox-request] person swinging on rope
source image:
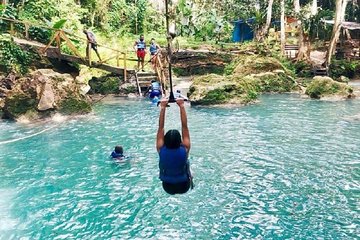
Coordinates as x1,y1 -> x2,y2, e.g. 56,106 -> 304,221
134,35 -> 146,72
156,98 -> 194,195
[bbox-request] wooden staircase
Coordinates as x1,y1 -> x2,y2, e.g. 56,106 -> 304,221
135,72 -> 158,95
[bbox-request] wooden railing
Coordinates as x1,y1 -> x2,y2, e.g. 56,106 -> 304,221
153,53 -> 168,95
0,17 -> 133,81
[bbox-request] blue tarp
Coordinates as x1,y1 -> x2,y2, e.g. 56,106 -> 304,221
232,18 -> 255,42
232,18 -> 281,42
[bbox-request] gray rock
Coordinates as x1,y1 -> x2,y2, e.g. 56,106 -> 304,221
37,82 -> 55,111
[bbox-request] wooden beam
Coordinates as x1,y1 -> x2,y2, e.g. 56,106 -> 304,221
42,31 -> 59,54
123,53 -> 127,82
60,31 -> 83,59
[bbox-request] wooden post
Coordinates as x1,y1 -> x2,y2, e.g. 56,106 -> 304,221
87,42 -> 92,67
10,22 -> 14,36
116,52 -> 119,67
123,53 -> 127,82
24,23 -> 29,39
55,32 -> 61,58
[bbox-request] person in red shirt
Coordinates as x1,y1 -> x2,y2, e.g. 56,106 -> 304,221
134,35 -> 146,72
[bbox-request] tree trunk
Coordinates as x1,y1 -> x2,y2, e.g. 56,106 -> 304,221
1,0 -> 7,5
325,0 -> 349,68
255,0 -> 274,41
280,0 -> 286,55
311,0 -> 318,16
294,0 -> 310,61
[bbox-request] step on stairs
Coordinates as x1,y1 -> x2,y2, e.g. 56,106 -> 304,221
312,67 -> 328,76
136,71 -> 158,93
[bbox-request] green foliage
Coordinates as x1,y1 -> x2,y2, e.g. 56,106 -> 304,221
292,60 -> 312,78
53,19 -> 67,29
302,8 -> 334,41
0,34 -> 31,74
0,4 -> 17,33
19,0 -> 58,21
305,78 -> 353,99
329,60 -> 360,79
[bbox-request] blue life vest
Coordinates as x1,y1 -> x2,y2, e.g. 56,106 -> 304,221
111,151 -> 124,159
151,82 -> 160,91
137,40 -> 146,50
159,146 -> 188,183
150,43 -> 157,54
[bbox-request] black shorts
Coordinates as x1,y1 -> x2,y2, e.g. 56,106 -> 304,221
91,43 -> 98,51
162,180 -> 191,195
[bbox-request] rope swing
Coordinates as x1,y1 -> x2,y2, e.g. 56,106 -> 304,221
165,0 -> 176,103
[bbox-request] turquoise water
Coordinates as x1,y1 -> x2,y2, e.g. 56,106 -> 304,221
0,94 -> 359,239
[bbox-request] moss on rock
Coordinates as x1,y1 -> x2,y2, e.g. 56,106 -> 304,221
188,55 -> 299,106
3,93 -> 37,119
88,74 -> 120,94
231,55 -> 292,76
305,76 -> 354,99
59,98 -> 92,115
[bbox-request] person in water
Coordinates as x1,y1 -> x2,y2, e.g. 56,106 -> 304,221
144,79 -> 162,99
134,35 -> 146,72
149,38 -> 161,69
174,89 -> 187,100
83,29 -> 102,61
111,145 -> 124,160
157,98 -> 193,194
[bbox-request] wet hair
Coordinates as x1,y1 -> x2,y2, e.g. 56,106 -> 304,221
151,79 -> 156,83
140,34 -> 144,38
114,145 -> 123,154
164,129 -> 182,149
151,38 -> 155,41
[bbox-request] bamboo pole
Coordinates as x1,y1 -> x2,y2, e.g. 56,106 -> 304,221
24,23 -> 29,39
87,42 -> 92,66
10,22 -> 14,36
124,53 -> 127,82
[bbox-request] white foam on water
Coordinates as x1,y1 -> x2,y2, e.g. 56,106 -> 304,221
0,189 -> 19,231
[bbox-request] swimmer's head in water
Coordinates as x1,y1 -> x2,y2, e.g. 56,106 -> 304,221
164,129 -> 181,149
115,145 -> 123,154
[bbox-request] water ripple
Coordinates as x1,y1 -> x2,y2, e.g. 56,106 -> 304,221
0,95 -> 359,239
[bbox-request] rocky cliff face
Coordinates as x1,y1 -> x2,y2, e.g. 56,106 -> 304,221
0,69 -> 91,121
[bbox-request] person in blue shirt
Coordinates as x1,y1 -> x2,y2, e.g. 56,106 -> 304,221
149,38 -> 161,69
144,79 -> 162,99
156,98 -> 194,194
111,145 -> 124,160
